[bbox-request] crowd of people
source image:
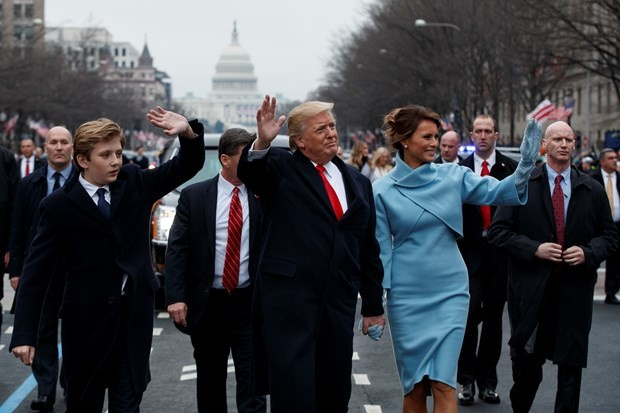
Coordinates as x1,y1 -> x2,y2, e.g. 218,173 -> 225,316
0,96 -> 618,413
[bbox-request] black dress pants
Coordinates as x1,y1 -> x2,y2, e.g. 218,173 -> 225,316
190,287 -> 266,413
510,349 -> 582,413
605,225 -> 620,296
458,246 -> 506,391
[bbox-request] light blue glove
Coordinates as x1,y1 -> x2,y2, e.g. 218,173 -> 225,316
515,119 -> 543,191
358,319 -> 384,341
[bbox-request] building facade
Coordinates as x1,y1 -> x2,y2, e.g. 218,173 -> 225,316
0,0 -> 44,59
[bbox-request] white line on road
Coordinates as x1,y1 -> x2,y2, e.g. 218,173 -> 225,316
364,405 -> 383,413
352,351 -> 360,360
180,372 -> 197,381
4,326 -> 13,334
157,312 -> 170,319
152,327 -> 163,336
0,344 -> 4,351
182,364 -> 196,372
353,374 -> 371,385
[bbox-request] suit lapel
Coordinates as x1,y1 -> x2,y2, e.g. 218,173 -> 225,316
109,178 -> 126,219
539,166 -> 557,229
205,177 -> 218,261
333,157 -> 364,220
65,174 -> 109,223
292,151 -> 337,219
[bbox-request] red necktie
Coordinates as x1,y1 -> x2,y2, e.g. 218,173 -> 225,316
316,164 -> 344,220
25,159 -> 30,176
222,187 -> 242,293
480,161 -> 491,230
552,174 -> 565,247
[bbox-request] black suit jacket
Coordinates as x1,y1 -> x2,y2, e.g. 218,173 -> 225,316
489,165 -> 617,366
132,156 -> 150,169
8,165 -> 75,277
9,125 -> 205,396
0,146 -> 19,294
238,146 -> 384,406
165,175 -> 261,335
458,150 -> 518,279
19,156 -> 44,177
590,168 -> 620,218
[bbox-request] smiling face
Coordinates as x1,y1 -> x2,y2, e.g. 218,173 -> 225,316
77,138 -> 123,187
402,119 -> 439,169
45,127 -> 73,171
293,110 -> 339,165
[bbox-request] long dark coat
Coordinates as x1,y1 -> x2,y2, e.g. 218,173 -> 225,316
488,165 -> 617,367
238,146 -> 384,412
9,128 -> 204,399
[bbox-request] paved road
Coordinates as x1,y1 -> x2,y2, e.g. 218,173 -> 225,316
1,273 -> 619,412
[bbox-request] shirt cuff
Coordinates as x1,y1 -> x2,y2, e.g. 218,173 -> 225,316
247,140 -> 270,161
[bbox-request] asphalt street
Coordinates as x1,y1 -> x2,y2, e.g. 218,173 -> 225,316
1,273 -> 619,412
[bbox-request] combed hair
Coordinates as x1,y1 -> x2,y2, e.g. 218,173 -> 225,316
383,105 -> 440,158
287,101 -> 335,150
73,118 -> 125,171
218,128 -> 256,164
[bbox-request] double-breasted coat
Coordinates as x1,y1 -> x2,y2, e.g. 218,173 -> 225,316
488,165 -> 618,366
238,146 -> 384,411
9,128 -> 204,398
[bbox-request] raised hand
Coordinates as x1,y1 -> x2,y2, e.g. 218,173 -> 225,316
255,95 -> 286,150
520,119 -> 542,165
147,106 -> 194,138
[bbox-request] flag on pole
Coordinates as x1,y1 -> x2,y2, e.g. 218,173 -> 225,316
526,99 -> 556,121
549,99 -> 575,121
3,113 -> 19,134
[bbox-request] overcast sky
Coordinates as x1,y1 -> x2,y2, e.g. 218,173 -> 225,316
45,0 -> 375,102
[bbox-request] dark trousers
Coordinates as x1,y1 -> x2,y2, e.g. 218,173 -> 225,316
458,252 -> 506,391
65,295 -> 142,413
510,349 -> 582,413
32,277 -> 64,400
190,287 -> 266,413
605,226 -> 620,295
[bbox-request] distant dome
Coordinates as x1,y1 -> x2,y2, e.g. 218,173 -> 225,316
212,22 -> 257,91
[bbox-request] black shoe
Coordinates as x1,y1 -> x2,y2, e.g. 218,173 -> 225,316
479,388 -> 501,404
458,383 -> 475,406
605,295 -> 620,305
31,395 -> 54,412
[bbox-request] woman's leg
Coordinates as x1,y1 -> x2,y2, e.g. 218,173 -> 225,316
403,379 -> 429,413
430,381 -> 457,413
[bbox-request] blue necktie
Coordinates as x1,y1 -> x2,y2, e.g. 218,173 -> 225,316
96,188 -> 110,220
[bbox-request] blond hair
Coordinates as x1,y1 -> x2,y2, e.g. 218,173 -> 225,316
287,101 -> 335,150
74,118 -> 125,170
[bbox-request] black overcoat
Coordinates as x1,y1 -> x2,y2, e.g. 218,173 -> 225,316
488,165 -> 617,366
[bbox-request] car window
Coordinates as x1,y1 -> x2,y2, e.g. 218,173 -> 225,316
177,149 -> 221,191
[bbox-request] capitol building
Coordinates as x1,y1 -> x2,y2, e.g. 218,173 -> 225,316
176,23 -> 264,131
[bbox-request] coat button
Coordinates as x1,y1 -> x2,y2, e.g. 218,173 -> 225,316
107,296 -> 116,304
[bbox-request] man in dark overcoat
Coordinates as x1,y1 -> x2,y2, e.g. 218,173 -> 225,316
488,121 -> 618,413
237,96 -> 385,413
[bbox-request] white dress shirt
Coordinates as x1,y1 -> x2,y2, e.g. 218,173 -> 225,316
20,156 -> 36,177
213,175 -> 251,289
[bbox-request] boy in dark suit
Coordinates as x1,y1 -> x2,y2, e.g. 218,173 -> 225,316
10,107 -> 204,412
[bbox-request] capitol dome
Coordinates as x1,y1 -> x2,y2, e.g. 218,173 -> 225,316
212,22 -> 258,92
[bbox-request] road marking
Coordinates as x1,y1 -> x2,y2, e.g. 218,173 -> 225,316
353,374 -> 370,385
152,327 -> 163,336
157,312 -> 170,319
180,372 -> 197,381
364,406 -> 382,413
0,344 -> 61,413
4,326 -> 13,334
182,364 -> 196,372
0,345 -> 4,352
352,351 -> 360,360
593,294 -> 606,301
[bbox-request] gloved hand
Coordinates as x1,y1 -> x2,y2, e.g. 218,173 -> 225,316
358,319 -> 384,341
515,119 -> 543,191
519,119 -> 543,166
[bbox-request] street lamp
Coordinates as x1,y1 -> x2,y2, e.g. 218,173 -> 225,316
414,19 -> 461,32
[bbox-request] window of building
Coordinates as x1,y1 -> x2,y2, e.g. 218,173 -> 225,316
14,4 -> 22,18
0,4 -> 3,18
13,25 -> 23,41
130,61 -> 134,68
24,4 -> 33,18
577,87 -> 581,115
598,84 -> 602,114
114,48 -> 118,56
607,83 -> 611,113
122,61 -> 126,68
122,48 -> 126,56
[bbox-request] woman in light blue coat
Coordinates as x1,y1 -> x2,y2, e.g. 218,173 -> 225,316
373,105 -> 541,413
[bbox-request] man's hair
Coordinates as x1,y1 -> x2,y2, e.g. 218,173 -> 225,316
74,118 -> 125,171
600,148 -> 616,160
472,114 -> 497,133
218,128 -> 256,164
287,101 -> 335,150
383,104 -> 441,158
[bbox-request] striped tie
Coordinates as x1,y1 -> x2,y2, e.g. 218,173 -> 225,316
222,187 -> 242,293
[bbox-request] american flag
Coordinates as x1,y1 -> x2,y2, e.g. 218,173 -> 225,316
3,113 -> 19,134
29,119 -> 49,138
549,99 -> 575,121
526,99 -> 556,121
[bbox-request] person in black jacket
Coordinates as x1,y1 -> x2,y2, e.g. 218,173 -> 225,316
9,126 -> 74,412
10,107 -> 204,412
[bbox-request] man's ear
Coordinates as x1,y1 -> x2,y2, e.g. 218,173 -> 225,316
293,136 -> 304,149
220,153 -> 230,168
76,154 -> 88,169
